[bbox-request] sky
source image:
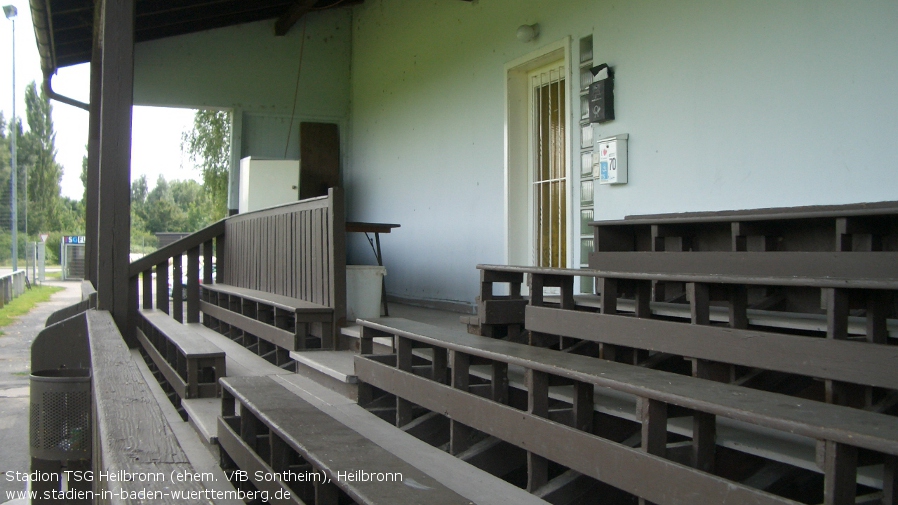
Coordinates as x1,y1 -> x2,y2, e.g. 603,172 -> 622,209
0,2 -> 201,201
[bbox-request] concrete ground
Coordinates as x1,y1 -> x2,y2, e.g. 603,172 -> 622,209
0,281 -> 82,501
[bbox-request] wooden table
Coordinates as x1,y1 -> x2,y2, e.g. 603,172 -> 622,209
346,222 -> 400,316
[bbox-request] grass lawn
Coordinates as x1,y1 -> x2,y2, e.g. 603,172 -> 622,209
0,285 -> 64,335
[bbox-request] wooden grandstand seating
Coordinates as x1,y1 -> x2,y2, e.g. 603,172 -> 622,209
355,317 -> 898,505
201,189 -> 347,358
136,308 -> 226,401
217,375 -> 488,505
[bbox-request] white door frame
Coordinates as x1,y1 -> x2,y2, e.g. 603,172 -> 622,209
504,38 -> 572,268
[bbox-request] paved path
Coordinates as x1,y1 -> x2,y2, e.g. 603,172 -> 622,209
0,281 -> 82,500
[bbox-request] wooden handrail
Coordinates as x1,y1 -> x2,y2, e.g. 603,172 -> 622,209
129,219 -> 225,277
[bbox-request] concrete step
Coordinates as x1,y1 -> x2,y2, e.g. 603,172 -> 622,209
339,323 -> 394,353
273,373 -> 548,505
290,349 -> 359,400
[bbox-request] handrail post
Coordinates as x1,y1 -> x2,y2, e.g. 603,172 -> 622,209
216,233 -> 225,285
172,256 -> 183,323
156,261 -> 169,314
203,239 -> 213,326
187,246 -> 200,323
142,269 -> 152,310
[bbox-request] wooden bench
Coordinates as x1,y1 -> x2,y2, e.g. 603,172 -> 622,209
201,189 -> 347,356
591,200 -> 898,254
217,375 -> 479,505
201,283 -> 334,360
589,202 -> 898,320
136,308 -> 226,400
356,317 -> 898,505
479,261 -> 898,408
478,254 -> 898,339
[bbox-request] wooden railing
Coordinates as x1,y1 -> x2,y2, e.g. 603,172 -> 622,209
45,280 -> 98,326
31,309 -> 212,502
221,189 -> 346,326
129,219 -> 226,325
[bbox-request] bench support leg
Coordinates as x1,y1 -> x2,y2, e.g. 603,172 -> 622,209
729,285 -> 748,329
634,280 -> 652,319
450,350 -> 473,455
572,381 -> 594,432
639,397 -> 667,505
527,369 -> 549,492
314,480 -> 340,505
432,347 -> 448,384
270,433 -> 291,472
884,455 -> 898,505
822,441 -> 857,505
687,282 -> 710,326
692,412 -> 716,473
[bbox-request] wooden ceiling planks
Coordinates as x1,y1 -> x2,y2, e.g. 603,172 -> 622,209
40,0 -> 362,68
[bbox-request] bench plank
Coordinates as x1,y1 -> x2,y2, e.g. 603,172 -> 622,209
138,309 -> 226,399
358,318 -> 898,456
355,356 -> 798,505
142,308 -> 227,357
203,283 -> 331,314
481,252 -> 898,289
220,375 -> 476,505
525,305 -> 898,390
605,200 -> 898,226
87,311 -> 208,503
589,252 -> 898,288
199,301 -> 298,350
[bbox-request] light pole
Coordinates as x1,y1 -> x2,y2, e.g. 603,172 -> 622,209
4,4 -> 17,272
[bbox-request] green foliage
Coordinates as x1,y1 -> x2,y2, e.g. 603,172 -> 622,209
131,174 -> 218,239
21,83 -> 64,234
0,82 -> 80,243
181,110 -> 230,220
0,284 -> 64,331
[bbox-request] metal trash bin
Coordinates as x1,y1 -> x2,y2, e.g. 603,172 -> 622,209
30,369 -> 91,462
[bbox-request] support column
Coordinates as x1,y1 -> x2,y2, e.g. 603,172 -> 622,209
84,1 -> 103,285
95,0 -> 135,342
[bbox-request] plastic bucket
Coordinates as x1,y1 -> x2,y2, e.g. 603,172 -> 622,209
346,265 -> 387,321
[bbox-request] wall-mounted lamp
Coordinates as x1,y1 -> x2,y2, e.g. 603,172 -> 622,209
516,23 -> 539,43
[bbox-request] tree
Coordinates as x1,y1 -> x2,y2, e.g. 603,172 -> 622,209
20,82 -> 64,234
80,146 -> 88,203
181,110 -> 230,219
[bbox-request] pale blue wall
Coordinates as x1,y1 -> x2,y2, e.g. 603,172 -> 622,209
133,10 -> 353,208
133,10 -> 351,115
130,1 -> 898,308
346,0 -> 898,307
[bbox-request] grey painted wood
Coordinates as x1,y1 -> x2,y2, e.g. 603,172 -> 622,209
482,251 -> 898,289
201,301 -> 299,350
86,310 -> 207,503
220,375 -> 476,505
140,309 -> 226,357
135,326 -> 188,400
357,317 -> 898,456
356,357 -> 799,505
525,305 -> 898,390
593,200 -> 898,227
202,283 -> 331,313
84,10 -> 102,285
130,220 -> 225,276
95,0 -> 135,339
221,189 -> 346,333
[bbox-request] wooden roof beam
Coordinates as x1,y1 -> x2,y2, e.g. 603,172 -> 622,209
274,0 -> 317,36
